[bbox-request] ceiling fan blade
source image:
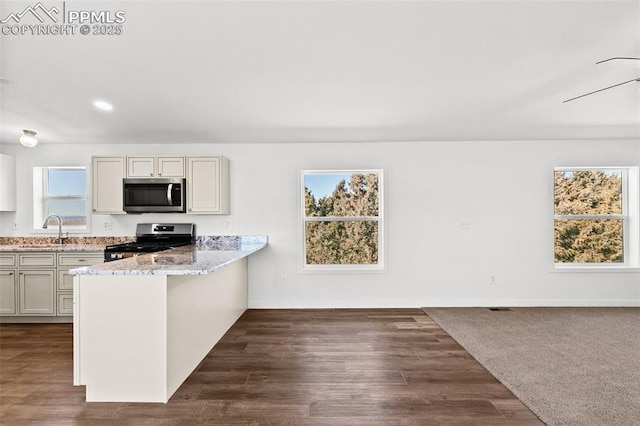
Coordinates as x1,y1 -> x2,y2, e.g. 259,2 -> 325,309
595,57 -> 640,65
563,77 -> 640,103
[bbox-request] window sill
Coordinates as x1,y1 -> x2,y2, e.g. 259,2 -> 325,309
552,266 -> 640,273
301,265 -> 387,274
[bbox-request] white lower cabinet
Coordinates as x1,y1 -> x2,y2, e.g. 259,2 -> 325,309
58,293 -> 74,315
0,251 -> 102,319
0,254 -> 17,315
57,253 -> 103,316
0,269 -> 17,315
18,270 -> 56,315
16,253 -> 56,316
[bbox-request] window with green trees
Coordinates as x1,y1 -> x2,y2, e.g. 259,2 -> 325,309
302,170 -> 383,269
554,168 -> 628,264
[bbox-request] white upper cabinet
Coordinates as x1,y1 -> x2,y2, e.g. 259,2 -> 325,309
91,155 -> 225,215
0,154 -> 16,211
92,156 -> 125,214
187,156 -> 230,214
127,156 -> 184,178
157,157 -> 185,177
127,156 -> 155,177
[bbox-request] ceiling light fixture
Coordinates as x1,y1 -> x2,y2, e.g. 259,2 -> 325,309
19,129 -> 38,147
92,100 -> 114,111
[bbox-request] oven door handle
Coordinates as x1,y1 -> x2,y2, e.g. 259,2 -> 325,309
167,184 -> 173,205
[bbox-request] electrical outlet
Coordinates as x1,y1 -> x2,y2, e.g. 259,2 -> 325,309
281,275 -> 288,285
103,221 -> 113,230
12,222 -> 19,230
489,275 -> 497,285
460,219 -> 471,230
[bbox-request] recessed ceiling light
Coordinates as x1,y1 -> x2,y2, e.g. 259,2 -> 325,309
92,100 -> 114,112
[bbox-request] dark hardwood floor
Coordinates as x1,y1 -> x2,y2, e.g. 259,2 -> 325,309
0,309 -> 543,425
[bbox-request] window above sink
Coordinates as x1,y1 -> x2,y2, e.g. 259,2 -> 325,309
33,166 -> 88,232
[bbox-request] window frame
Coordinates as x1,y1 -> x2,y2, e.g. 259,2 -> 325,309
301,169 -> 385,272
553,166 -> 639,269
34,166 -> 89,232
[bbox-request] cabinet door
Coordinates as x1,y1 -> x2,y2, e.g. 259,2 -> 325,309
18,270 -> 56,315
57,293 -> 73,316
92,157 -> 125,214
157,157 -> 185,177
127,156 -> 155,177
187,156 -> 230,214
0,270 -> 17,315
0,154 -> 16,212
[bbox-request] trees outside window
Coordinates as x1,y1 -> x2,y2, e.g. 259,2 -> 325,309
554,168 -> 627,264
302,170 -> 383,270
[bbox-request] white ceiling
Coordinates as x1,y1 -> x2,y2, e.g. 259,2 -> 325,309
1,0 -> 639,145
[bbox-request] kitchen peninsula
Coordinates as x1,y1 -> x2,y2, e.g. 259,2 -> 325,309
71,236 -> 267,403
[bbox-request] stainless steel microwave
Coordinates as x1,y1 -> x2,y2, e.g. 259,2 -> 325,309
123,178 -> 186,213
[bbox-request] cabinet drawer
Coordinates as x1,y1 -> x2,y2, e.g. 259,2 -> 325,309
19,253 -> 56,267
58,270 -> 74,291
57,293 -> 73,316
0,254 -> 17,267
58,253 -> 103,267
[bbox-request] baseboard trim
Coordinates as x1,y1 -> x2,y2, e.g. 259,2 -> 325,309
0,316 -> 73,323
248,299 -> 640,309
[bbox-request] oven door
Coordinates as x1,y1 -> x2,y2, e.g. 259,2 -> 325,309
123,178 -> 186,213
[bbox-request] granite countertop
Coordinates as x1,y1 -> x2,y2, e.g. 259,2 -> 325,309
70,236 -> 268,276
0,236 -> 132,252
0,244 -> 107,252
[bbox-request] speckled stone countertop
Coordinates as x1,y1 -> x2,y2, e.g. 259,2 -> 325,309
70,236 -> 268,276
0,236 -> 132,252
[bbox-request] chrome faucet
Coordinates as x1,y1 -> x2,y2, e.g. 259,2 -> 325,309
42,214 -> 65,244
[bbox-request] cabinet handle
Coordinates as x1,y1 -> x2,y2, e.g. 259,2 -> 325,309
188,208 -> 192,212
8,272 -> 13,275
158,173 -> 162,176
150,173 -> 153,176
78,259 -> 86,262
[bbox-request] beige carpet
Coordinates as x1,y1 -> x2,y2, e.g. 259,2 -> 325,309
422,307 -> 640,426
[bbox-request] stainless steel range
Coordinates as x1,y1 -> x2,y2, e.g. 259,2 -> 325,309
104,223 -> 196,262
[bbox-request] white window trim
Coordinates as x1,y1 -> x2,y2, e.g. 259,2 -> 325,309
33,166 -> 89,233
301,169 -> 385,272
553,166 -> 639,270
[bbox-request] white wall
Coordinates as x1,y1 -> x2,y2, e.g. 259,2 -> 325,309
1,140 -> 638,307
